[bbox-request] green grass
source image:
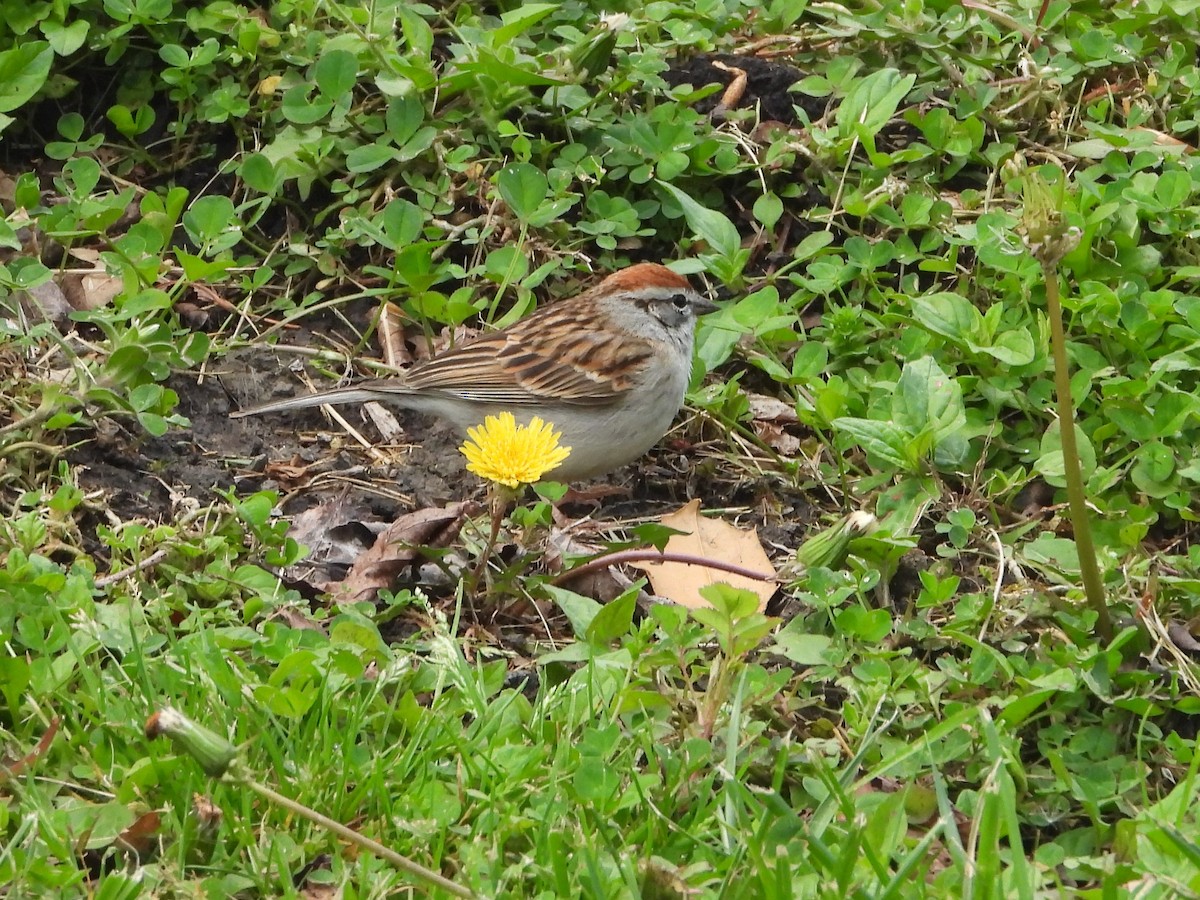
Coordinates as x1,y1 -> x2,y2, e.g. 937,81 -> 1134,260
3,0 -> 1200,896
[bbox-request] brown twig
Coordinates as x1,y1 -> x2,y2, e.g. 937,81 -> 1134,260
553,549 -> 776,588
95,548 -> 170,589
711,60 -> 748,120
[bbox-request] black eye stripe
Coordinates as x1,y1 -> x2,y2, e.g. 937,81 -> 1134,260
634,291 -> 695,313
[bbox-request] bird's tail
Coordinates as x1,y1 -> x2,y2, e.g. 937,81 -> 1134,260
230,383 -> 408,418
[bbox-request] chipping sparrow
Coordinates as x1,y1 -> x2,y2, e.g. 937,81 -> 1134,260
231,263 -> 717,481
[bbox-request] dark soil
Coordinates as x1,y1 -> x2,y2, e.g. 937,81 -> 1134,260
662,53 -> 827,124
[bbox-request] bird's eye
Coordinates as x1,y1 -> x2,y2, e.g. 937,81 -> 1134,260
671,293 -> 690,311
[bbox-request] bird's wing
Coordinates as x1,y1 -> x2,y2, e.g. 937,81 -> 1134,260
398,305 -> 657,407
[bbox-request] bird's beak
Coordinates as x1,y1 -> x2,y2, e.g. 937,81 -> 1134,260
693,295 -> 719,315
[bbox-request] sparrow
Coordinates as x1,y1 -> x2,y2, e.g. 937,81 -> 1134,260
232,263 -> 717,481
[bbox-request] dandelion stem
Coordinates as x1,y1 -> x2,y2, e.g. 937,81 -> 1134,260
471,484 -> 511,588
1042,261 -> 1112,642
240,770 -> 477,898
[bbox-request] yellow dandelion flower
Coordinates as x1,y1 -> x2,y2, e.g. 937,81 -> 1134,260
459,412 -> 572,488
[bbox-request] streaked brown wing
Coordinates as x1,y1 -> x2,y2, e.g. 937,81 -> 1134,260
403,304 -> 656,407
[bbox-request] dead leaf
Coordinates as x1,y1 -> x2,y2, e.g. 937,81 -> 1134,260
66,246 -> 100,263
640,857 -> 694,899
59,270 -> 124,311
754,421 -> 801,456
16,281 -> 72,325
1168,621 -> 1200,652
747,393 -> 798,423
274,607 -> 326,633
173,301 -> 211,330
1,717 -> 59,782
287,495 -> 385,569
1130,127 -> 1193,153
300,884 -> 339,900
632,499 -> 776,611
0,170 -> 15,208
280,494 -> 392,593
296,853 -> 338,899
410,323 -> 479,363
192,794 -> 222,828
191,281 -> 244,316
747,392 -> 802,454
327,501 -> 477,604
184,793 -> 223,867
545,524 -> 631,603
264,457 -> 324,487
362,401 -> 405,442
378,301 -> 413,368
115,811 -> 161,855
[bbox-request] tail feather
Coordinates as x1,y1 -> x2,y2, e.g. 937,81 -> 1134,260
230,384 -> 406,418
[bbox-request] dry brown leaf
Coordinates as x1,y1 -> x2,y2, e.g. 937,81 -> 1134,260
753,421 -> 801,456
545,524 -> 631,603
59,270 -> 124,311
282,495 -> 395,593
263,457 -> 323,487
78,272 -> 123,309
16,281 -> 72,325
275,607 -> 326,633
173,301 -> 211,330
746,393 -> 798,423
287,495 -> 383,569
744,393 -> 801,458
410,323 -> 479,363
66,246 -> 100,263
362,401 -> 405,442
632,499 -> 775,611
378,301 -> 413,368
115,811 -> 161,855
747,392 -> 802,455
1,718 -> 59,782
327,501 -> 476,604
293,853 -> 337,899
300,884 -> 339,900
192,794 -> 222,828
1168,621 -> 1200,652
191,281 -> 246,316
0,170 -> 16,207
1131,126 -> 1194,153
